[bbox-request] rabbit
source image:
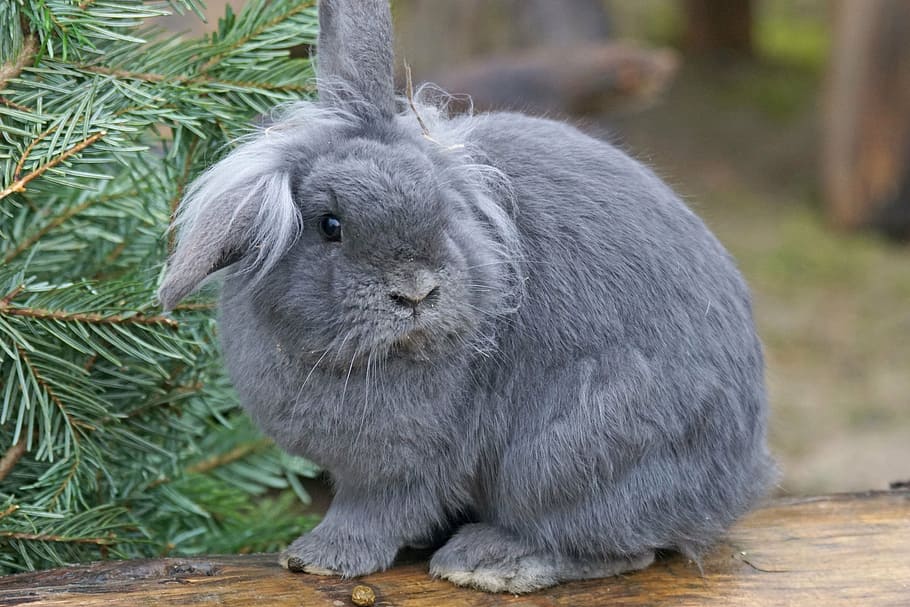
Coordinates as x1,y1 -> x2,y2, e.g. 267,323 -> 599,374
157,0 -> 774,594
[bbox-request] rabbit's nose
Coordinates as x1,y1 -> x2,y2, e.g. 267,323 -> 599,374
389,271 -> 440,311
389,285 -> 439,311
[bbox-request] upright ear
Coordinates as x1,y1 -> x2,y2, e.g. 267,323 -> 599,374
317,0 -> 396,118
157,144 -> 300,311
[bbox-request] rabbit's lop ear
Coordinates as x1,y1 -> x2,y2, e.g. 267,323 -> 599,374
158,154 -> 298,311
157,205 -> 250,312
317,0 -> 396,118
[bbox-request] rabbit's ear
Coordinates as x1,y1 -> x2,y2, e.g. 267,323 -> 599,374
157,163 -> 299,311
317,0 -> 396,118
156,205 -> 252,312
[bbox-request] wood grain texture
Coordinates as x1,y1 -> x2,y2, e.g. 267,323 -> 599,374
1,491 -> 908,607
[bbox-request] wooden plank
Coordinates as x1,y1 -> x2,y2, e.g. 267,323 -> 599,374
1,491 -> 908,606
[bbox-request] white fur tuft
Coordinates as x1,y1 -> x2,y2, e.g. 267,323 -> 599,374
172,102 -> 357,283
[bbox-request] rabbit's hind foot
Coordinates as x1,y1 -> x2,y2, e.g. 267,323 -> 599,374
429,522 -> 654,594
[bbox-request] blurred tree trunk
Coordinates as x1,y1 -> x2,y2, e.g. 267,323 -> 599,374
682,0 -> 753,57
392,0 -> 610,78
822,0 -> 910,238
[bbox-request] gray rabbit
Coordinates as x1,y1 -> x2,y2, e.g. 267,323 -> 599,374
158,0 -> 774,594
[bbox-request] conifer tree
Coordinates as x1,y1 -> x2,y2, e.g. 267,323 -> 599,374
0,0 -> 321,573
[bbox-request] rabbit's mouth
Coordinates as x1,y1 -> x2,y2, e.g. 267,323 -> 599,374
384,324 -> 466,361
388,328 -> 434,356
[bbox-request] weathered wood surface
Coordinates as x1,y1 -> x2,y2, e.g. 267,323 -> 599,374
1,491 -> 908,606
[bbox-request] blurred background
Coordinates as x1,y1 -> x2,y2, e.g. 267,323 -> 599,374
161,0 -> 910,496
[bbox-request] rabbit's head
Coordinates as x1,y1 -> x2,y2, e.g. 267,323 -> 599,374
158,0 -> 521,362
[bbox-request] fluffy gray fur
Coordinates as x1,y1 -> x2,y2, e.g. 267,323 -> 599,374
158,0 -> 774,594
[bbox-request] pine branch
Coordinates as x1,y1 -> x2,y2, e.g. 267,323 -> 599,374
0,35 -> 36,89
173,303 -> 217,312
120,361 -> 189,420
0,96 -> 31,112
48,456 -> 82,509
13,125 -> 54,181
0,285 -> 180,329
0,303 -> 178,329
187,440 -> 272,475
75,65 -> 314,92
15,343 -> 83,436
0,438 -> 27,482
0,531 -> 117,546
0,131 -> 107,200
199,1 -> 317,73
3,189 -> 141,264
98,241 -> 129,272
1,284 -> 25,306
148,439 -> 273,489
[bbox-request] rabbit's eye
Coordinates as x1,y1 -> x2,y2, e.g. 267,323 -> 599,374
318,215 -> 342,242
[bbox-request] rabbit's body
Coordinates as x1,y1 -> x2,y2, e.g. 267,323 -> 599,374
159,0 -> 773,593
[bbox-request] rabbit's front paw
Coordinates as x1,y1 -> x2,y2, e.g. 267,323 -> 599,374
279,529 -> 397,578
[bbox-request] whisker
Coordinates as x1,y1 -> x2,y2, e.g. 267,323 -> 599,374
329,331 -> 355,366
353,348 -> 375,447
289,344 -> 335,429
339,346 -> 357,411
